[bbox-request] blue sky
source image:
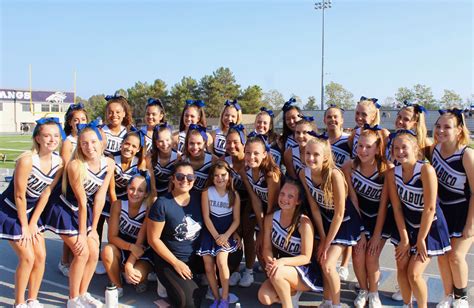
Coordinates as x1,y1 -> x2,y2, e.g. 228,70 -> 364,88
1,0 -> 472,104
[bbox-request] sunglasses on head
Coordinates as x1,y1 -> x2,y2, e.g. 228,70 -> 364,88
175,173 -> 196,182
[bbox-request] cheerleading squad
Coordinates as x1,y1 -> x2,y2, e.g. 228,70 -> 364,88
0,95 -> 472,308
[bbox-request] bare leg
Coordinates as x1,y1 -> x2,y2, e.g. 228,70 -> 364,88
449,237 -> 473,289
340,246 -> 351,268
395,252 -> 411,305
320,245 -> 344,304
216,252 -> 230,300
352,244 -> 368,290
61,235 -> 89,299
366,239 -> 385,293
134,260 -> 153,283
269,265 -> 310,308
101,244 -> 123,288
9,240 -> 35,305
258,279 -> 280,306
437,254 -> 453,296
203,255 -> 219,300
79,236 -> 100,295
27,235 -> 47,300
407,255 -> 431,308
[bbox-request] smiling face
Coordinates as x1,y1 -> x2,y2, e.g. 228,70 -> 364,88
255,113 -> 271,135
356,134 -> 378,164
120,134 -> 141,159
145,105 -> 164,127
324,108 -> 343,132
225,131 -> 244,156
434,114 -> 461,145
127,176 -> 148,204
355,104 -> 375,127
212,166 -> 230,189
172,165 -> 195,193
304,141 -> 325,171
222,106 -> 238,128
285,108 -> 300,132
395,109 -> 416,130
107,102 -> 125,128
295,122 -> 313,147
244,141 -> 267,169
79,129 -> 102,160
183,106 -> 200,128
278,183 -> 301,211
69,110 -> 88,133
187,132 -> 205,157
156,129 -> 172,154
392,135 -> 418,164
35,123 -> 61,153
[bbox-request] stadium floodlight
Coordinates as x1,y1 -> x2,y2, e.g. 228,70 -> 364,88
314,0 -> 332,110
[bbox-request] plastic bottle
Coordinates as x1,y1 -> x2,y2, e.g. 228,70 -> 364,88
235,303 -> 241,308
105,283 -> 119,308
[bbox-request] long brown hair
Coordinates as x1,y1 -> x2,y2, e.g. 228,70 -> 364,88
280,177 -> 306,246
179,104 -> 207,132
105,96 -> 134,129
353,129 -> 389,176
205,160 -> 237,207
245,136 -> 281,179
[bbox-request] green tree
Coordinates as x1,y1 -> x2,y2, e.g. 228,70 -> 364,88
439,89 -> 463,108
263,89 -> 285,110
304,96 -> 318,110
169,77 -> 200,124
413,84 -> 437,109
240,85 -> 264,114
395,87 -> 415,104
199,67 -> 240,117
127,79 -> 168,122
85,94 -> 107,121
325,82 -> 354,110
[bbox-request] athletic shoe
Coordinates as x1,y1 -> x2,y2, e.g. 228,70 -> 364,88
392,290 -> 403,301
147,272 -> 157,281
66,297 -> 87,308
14,304 -> 28,308
95,261 -> 106,275
205,287 -> 239,304
209,299 -> 219,308
437,295 -> 454,308
218,299 -> 230,308
318,299 -> 332,308
402,304 -> 412,308
239,270 -> 254,287
229,272 -> 241,286
80,293 -> 103,308
453,298 -> 469,308
291,291 -> 302,308
135,282 -> 147,294
157,278 -> 168,298
58,261 -> 70,277
354,289 -> 368,308
338,266 -> 349,280
26,300 -> 44,308
368,292 -> 382,308
117,287 -> 124,298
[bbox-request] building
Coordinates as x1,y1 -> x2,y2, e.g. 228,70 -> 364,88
0,88 -> 74,133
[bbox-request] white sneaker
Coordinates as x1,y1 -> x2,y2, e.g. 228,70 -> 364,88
80,293 -> 103,308
117,287 -> 124,298
291,291 -> 302,308
437,295 -> 454,308
95,261 -> 106,275
318,299 -> 332,308
392,290 -> 403,301
205,287 -> 239,304
157,278 -> 168,298
354,289 -> 368,308
453,298 -> 469,308
239,270 -> 254,287
402,304 -> 412,308
58,261 -> 70,277
14,304 -> 28,308
229,272 -> 241,286
26,300 -> 44,308
67,297 -> 87,308
147,272 -> 157,281
338,266 -> 349,281
368,292 -> 382,308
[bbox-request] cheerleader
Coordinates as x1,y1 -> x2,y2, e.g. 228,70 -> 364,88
324,106 -> 351,168
279,98 -> 301,150
258,179 -> 323,308
342,126 -> 391,308
173,100 -> 212,154
284,116 -> 315,179
254,107 -> 283,166
431,109 -> 473,308
299,137 -> 363,308
141,98 -> 166,154
197,161 -> 241,308
0,118 -> 64,308
387,131 -> 451,308
242,134 -> 281,265
59,104 -> 89,277
43,122 -> 115,307
146,123 -> 179,196
349,96 -> 389,158
211,100 -> 242,157
102,94 -> 134,156
101,174 -> 154,297
179,124 -> 217,192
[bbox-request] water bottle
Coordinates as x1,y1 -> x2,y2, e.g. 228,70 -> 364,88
235,303 -> 241,308
105,283 -> 119,308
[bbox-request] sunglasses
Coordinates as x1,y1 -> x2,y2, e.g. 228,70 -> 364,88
175,173 -> 196,182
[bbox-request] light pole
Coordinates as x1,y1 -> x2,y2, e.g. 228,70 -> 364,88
314,0 -> 331,110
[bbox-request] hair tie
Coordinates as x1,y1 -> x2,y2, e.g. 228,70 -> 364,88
66,103 -> 85,116
307,130 -> 328,140
147,98 -> 164,109
282,97 -> 297,112
247,132 -> 271,152
259,107 -> 274,117
35,117 -> 67,140
363,124 -> 382,131
188,124 -> 208,142
224,99 -> 241,111
298,114 -> 315,122
360,96 -> 380,109
77,119 -> 103,140
185,99 -> 205,108
105,94 -> 126,101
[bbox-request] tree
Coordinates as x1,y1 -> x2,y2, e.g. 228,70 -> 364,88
324,82 -> 354,110
127,79 -> 168,122
85,94 -> 107,121
168,77 -> 200,124
381,97 -> 396,109
263,89 -> 285,110
304,96 -> 318,110
413,84 -> 437,109
439,89 -> 463,108
395,87 -> 415,104
240,85 -> 264,114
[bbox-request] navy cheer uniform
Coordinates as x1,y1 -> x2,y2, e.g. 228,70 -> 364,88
213,128 -> 227,157
141,127 -> 153,154
103,125 -> 127,156
43,157 -> 108,235
246,168 -> 269,213
285,135 -> 298,150
291,145 -> 305,175
271,210 -> 323,292
65,135 -> 78,151
351,127 -> 361,158
177,131 -> 186,154
0,152 -> 61,240
391,161 -> 451,256
224,156 -> 244,191
304,167 -> 363,245
182,153 -> 213,192
385,132 -> 396,163
197,186 -> 238,256
153,149 -> 179,194
431,145 -> 471,238
270,143 -> 283,167
351,167 -> 392,239
118,200 -> 153,265
330,133 -> 351,168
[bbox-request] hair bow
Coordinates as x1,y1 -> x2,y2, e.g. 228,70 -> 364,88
363,124 -> 382,131
147,98 -> 164,108
154,122 -> 172,131
224,99 -> 241,111
328,104 -> 345,112
307,130 -> 328,140
259,107 -> 274,117
105,94 -> 126,101
229,122 -> 246,144
185,99 -> 205,108
298,114 -> 314,122
66,103 -> 85,115
360,96 -> 380,109
403,100 -> 426,114
77,119 -> 103,140
35,117 -> 66,140
188,123 -> 208,141
131,170 -> 151,192
129,126 -> 146,148
247,132 -> 270,152
439,108 -> 464,126
282,97 -> 297,112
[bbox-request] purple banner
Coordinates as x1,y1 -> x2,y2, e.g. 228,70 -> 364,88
0,88 -> 74,103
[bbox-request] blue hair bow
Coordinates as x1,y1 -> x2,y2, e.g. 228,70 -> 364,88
439,108 -> 464,125
185,99 -> 205,108
105,94 -> 126,101
188,124 -> 208,142
229,122 -> 246,144
307,130 -> 328,140
129,126 -> 146,148
298,114 -> 314,122
360,96 -> 381,109
363,124 -> 382,131
247,132 -> 270,152
154,122 -> 172,131
282,97 -> 297,112
259,107 -> 274,117
403,101 -> 426,114
35,117 -> 66,140
77,119 -> 103,140
224,99 -> 241,111
66,103 -> 85,115
131,170 -> 151,193
147,98 -> 164,108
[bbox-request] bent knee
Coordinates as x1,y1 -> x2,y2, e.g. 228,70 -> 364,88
258,288 -> 274,306
448,251 -> 465,266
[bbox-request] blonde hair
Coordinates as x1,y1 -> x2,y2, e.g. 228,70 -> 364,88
219,105 -> 242,131
398,105 -> 428,149
353,129 -> 389,176
434,112 -> 471,147
17,121 -> 61,161
392,132 -> 421,160
358,99 -> 380,125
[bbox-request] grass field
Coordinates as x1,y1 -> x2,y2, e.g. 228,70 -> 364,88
0,135 -> 34,169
